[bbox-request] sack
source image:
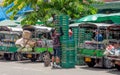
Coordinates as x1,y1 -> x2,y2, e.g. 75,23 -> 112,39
28,40 -> 36,47
15,38 -> 30,47
22,30 -> 31,39
15,38 -> 24,47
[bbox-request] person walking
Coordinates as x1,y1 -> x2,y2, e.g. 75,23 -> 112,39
51,27 -> 63,69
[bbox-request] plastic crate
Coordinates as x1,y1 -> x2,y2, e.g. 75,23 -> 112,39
77,48 -> 83,54
61,50 -> 76,68
61,62 -> 75,68
76,54 -> 85,65
61,40 -> 75,47
61,50 -> 75,57
61,44 -> 68,48
60,37 -> 69,40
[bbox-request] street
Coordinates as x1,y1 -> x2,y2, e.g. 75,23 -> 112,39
0,60 -> 119,75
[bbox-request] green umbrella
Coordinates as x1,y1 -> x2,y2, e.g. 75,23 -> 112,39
107,13 -> 120,24
108,13 -> 120,16
109,16 -> 120,24
36,20 -> 44,25
76,14 -> 109,23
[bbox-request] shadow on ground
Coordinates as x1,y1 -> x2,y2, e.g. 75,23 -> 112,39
107,69 -> 120,75
79,65 -> 120,75
17,60 -> 44,64
80,66 -> 111,71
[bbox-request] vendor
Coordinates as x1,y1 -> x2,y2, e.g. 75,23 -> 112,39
94,30 -> 103,42
94,30 -> 103,49
69,27 -> 73,40
51,27 -> 63,69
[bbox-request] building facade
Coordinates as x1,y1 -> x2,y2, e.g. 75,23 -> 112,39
95,0 -> 120,14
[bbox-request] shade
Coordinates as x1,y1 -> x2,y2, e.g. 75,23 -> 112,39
8,27 -> 23,32
76,14 -> 109,23
36,20 -> 44,25
93,1 -> 120,9
69,23 -> 81,27
34,26 -> 52,32
107,13 -> 120,24
0,20 -> 21,27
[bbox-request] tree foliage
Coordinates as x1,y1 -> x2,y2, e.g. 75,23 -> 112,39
3,0 -> 102,25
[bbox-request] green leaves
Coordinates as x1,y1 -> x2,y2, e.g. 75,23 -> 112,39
3,0 -> 100,26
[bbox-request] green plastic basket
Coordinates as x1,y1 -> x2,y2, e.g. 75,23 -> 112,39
61,62 -> 75,68
76,54 -> 85,65
61,50 -> 76,68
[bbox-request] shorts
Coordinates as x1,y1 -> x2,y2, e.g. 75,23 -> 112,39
53,46 -> 61,58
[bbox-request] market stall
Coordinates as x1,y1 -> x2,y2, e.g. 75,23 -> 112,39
78,22 -> 114,68
15,25 -> 53,66
104,25 -> 120,70
0,31 -> 21,60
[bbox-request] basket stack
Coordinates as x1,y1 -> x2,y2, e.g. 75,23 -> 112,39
55,15 -> 76,68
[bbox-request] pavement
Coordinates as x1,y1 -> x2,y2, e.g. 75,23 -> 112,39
0,60 -> 119,75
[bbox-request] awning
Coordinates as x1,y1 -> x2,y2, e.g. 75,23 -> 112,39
0,20 -> 21,27
76,14 -> 109,23
76,13 -> 120,24
93,1 -> 120,9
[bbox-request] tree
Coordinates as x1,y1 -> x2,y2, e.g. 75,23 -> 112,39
3,0 -> 102,25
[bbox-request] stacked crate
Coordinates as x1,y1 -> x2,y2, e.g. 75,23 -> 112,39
55,15 -> 76,68
55,15 -> 69,40
77,28 -> 86,65
85,32 -> 93,41
61,40 -> 76,68
79,29 -> 86,43
61,48 -> 75,68
72,28 -> 79,48
72,27 -> 79,64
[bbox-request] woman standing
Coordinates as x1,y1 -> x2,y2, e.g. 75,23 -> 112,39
51,27 -> 63,69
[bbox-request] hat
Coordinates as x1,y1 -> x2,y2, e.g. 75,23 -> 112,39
51,28 -> 56,33
94,29 -> 100,33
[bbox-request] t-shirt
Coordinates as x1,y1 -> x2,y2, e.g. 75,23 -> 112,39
69,29 -> 73,37
52,33 -> 60,48
94,34 -> 103,42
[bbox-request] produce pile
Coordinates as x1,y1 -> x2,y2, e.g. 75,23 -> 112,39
15,30 -> 36,52
104,40 -> 120,56
15,30 -> 53,52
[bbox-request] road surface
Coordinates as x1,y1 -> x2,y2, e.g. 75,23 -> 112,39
0,60 -> 119,75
